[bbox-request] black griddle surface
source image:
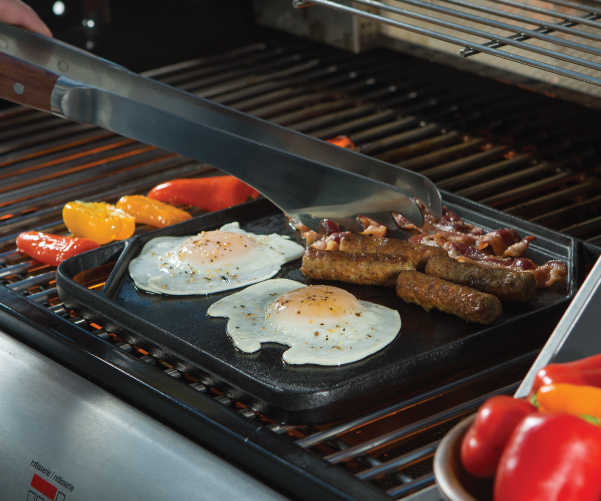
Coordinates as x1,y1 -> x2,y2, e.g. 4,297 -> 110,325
56,195 -> 577,424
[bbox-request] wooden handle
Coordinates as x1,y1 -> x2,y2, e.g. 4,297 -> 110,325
0,51 -> 58,112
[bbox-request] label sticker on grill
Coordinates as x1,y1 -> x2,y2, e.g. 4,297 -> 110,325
30,473 -> 58,500
29,460 -> 73,500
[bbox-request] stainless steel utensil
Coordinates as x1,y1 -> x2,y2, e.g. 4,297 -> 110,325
516,254 -> 601,398
0,23 -> 442,233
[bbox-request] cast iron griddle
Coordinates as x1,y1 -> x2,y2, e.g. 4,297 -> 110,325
56,194 -> 578,424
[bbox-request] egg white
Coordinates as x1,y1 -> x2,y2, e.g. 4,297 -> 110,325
207,278 -> 401,366
128,222 -> 304,295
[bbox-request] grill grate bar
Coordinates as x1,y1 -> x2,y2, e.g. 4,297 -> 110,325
0,261 -> 34,278
532,192 -> 601,227
386,474 -> 436,499
7,271 -> 56,292
561,213 -> 601,239
27,287 -> 59,303
323,389 -> 502,464
295,350 -> 535,448
357,443 -> 439,481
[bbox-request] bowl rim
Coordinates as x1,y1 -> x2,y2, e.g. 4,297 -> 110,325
433,414 -> 479,501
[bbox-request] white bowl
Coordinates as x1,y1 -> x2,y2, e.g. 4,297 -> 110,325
433,415 -> 494,501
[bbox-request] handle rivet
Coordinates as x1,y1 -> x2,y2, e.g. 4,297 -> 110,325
13,83 -> 24,95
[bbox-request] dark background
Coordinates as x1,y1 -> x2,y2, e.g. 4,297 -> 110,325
27,0 -> 267,71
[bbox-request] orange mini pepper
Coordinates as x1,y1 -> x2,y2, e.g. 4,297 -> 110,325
63,200 -> 135,245
116,195 -> 191,228
534,383 -> 601,423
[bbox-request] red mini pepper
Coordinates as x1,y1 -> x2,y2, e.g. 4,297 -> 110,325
494,413 -> 601,501
16,231 -> 100,267
459,395 -> 536,478
531,352 -> 601,393
147,176 -> 259,212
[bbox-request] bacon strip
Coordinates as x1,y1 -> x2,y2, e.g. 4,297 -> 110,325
394,201 -> 568,288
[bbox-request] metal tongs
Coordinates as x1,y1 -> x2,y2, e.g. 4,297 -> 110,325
0,23 -> 442,232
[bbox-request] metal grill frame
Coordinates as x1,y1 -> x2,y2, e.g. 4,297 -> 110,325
292,0 -> 601,87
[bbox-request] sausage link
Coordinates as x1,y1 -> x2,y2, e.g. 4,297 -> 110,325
338,233 -> 447,270
301,247 -> 415,287
425,256 -> 537,303
396,270 -> 502,325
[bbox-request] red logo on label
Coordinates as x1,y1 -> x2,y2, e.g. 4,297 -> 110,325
31,473 -> 58,500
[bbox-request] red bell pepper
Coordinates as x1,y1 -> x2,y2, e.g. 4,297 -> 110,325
147,176 -> 259,212
459,395 -> 536,478
16,231 -> 100,267
531,352 -> 601,393
494,413 -> 601,501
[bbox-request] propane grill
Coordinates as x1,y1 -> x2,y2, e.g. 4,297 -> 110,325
2,3 -> 601,500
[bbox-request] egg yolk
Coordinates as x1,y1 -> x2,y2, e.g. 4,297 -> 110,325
178,231 -> 258,267
268,285 -> 362,323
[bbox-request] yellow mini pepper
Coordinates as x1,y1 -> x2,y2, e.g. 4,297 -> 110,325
63,200 -> 135,245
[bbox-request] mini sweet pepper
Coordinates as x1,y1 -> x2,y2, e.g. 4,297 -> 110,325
116,195 -> 191,228
534,382 -> 601,424
531,352 -> 601,393
16,231 -> 100,267
63,200 -> 135,245
147,176 -> 259,211
459,395 -> 536,478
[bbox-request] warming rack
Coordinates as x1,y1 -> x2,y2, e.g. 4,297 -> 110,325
292,0 -> 601,87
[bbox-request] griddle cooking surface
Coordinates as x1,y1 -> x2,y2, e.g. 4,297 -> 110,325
56,196 -> 577,424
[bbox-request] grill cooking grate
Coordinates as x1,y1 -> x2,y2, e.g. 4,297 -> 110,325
1,36 -> 600,499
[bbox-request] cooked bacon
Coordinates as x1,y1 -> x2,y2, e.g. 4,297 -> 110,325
477,229 -> 527,256
291,216 -> 387,250
396,201 -> 567,288
503,237 -> 535,258
396,201 -> 483,237
290,200 -> 567,288
531,260 -> 570,288
357,216 -> 388,238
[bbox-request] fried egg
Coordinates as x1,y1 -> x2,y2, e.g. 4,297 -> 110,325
128,222 -> 304,295
207,278 -> 401,366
